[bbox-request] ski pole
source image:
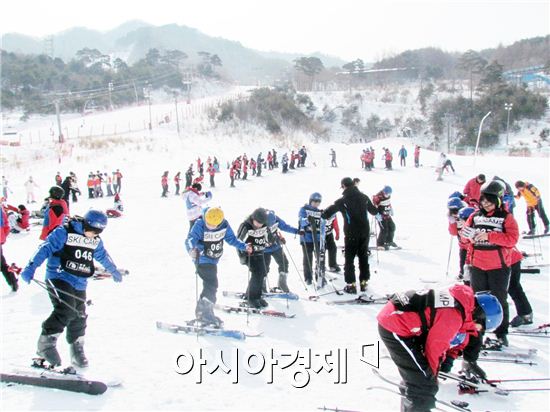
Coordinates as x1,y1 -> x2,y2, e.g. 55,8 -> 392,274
477,358 -> 537,366
33,279 -> 91,305
283,242 -> 309,293
32,279 -> 86,318
445,236 -> 453,278
487,378 -> 550,383
308,289 -> 344,301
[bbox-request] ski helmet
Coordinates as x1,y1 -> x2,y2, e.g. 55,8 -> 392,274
476,174 -> 486,183
204,207 -> 224,227
447,197 -> 465,211
83,210 -> 108,233
383,186 -> 392,196
480,180 -> 505,198
49,185 -> 65,200
448,191 -> 464,200
251,208 -> 268,225
458,207 -> 476,220
475,292 -> 503,331
309,192 -> 322,203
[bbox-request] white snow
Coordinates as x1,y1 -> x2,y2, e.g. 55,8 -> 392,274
1,100 -> 549,411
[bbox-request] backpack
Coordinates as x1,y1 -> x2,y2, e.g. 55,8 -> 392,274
389,288 -> 465,336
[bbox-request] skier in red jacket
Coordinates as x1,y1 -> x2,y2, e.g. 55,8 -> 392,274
161,171 -> 169,197
463,174 -> 486,206
1,203 -> 20,291
378,285 -> 502,412
461,180 -> 519,347
40,186 -> 69,241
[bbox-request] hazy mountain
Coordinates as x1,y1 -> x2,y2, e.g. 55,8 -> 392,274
1,21 -> 343,83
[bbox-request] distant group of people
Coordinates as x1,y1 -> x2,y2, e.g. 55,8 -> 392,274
359,144 -> 421,171
86,170 -> 122,199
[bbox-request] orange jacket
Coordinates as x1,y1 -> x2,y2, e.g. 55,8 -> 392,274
515,182 -> 540,208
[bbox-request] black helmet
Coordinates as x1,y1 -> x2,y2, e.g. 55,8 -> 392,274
49,186 -> 65,200
480,180 -> 505,198
341,177 -> 354,188
251,208 -> 268,225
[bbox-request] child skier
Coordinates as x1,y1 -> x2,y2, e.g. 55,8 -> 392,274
373,186 -> 398,250
20,210 -> 123,367
186,207 -> 251,326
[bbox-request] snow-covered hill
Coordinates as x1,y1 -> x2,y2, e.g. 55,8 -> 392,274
1,99 -> 549,411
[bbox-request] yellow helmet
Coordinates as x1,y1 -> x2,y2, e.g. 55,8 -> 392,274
204,207 -> 224,227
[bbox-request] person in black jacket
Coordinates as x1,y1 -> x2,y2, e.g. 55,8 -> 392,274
322,177 -> 378,293
237,208 -> 274,308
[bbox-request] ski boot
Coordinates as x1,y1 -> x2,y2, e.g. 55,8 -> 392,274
70,337 -> 89,368
544,226 -> 549,235
318,276 -> 327,288
277,272 -> 290,293
329,265 -> 341,273
496,335 -> 509,347
343,283 -> 357,294
245,298 -> 268,309
195,297 -> 223,328
510,313 -> 533,327
37,333 -> 62,367
360,280 -> 368,292
389,242 -> 399,248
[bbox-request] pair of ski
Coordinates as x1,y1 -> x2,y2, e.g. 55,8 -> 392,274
509,323 -> 550,338
1,358 -> 120,395
367,368 -> 472,411
522,233 -> 549,240
326,294 -> 389,305
156,320 -> 261,341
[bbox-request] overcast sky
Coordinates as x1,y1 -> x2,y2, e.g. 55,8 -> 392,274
1,0 -> 548,61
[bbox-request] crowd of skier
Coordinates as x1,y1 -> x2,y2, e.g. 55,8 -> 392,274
1,143 -> 548,410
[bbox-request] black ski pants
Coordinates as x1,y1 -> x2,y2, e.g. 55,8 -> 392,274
343,235 -> 370,284
326,233 -> 338,268
377,218 -> 396,246
42,279 -> 87,343
246,254 -> 267,300
264,247 -> 289,274
197,263 -> 218,303
459,248 -> 467,276
1,251 -> 17,289
302,241 -> 325,282
509,261 -> 532,316
379,325 -> 437,412
527,201 -> 549,232
470,265 -> 510,338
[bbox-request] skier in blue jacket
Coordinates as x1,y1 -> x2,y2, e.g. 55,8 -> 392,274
398,145 -> 408,167
264,210 -> 299,292
186,207 -> 251,326
299,192 -> 325,286
20,210 -> 122,368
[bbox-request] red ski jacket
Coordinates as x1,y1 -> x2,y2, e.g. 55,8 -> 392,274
462,208 -> 519,270
40,199 -> 69,240
377,284 -> 477,376
463,177 -> 483,206
1,207 -> 9,245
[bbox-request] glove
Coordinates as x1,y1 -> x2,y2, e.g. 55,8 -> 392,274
245,244 -> 253,255
462,264 -> 472,283
461,360 -> 487,381
278,235 -> 286,245
461,226 -> 475,240
440,355 -> 455,373
189,249 -> 198,260
21,266 -> 35,284
111,269 -> 123,283
375,214 -> 383,222
298,229 -> 305,236
205,191 -> 212,199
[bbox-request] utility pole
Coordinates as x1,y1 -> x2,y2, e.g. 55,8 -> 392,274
144,83 -> 152,130
505,102 -> 513,146
132,81 -> 139,105
473,111 -> 492,173
174,92 -> 180,136
54,100 -> 63,143
108,82 -> 114,110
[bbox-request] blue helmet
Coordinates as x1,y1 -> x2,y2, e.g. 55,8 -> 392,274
448,191 -> 464,200
383,186 -> 392,196
458,207 -> 476,220
309,192 -> 322,203
447,197 -> 465,211
475,292 -> 503,331
83,210 -> 108,232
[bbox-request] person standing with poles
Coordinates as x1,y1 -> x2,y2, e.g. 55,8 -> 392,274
322,177 -> 378,293
186,207 -> 251,327
20,210 -> 123,367
330,149 -> 337,167
461,180 -> 519,347
514,180 -> 549,235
